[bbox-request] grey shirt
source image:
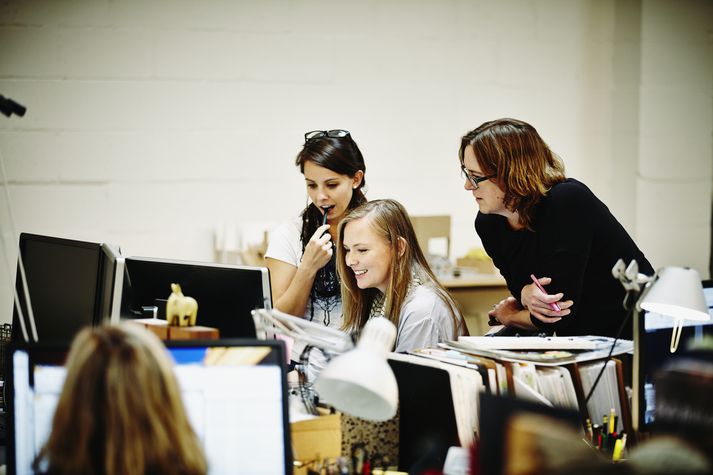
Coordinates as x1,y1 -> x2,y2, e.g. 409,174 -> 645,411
395,284 -> 462,352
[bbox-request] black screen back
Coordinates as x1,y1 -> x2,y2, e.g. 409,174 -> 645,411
11,233 -> 103,344
120,257 -> 271,338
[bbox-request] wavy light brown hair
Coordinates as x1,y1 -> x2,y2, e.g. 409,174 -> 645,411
459,118 -> 566,229
34,323 -> 207,475
337,199 -> 464,338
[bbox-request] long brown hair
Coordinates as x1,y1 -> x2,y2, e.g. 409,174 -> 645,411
337,199 -> 464,337
459,118 -> 566,229
34,323 -> 207,475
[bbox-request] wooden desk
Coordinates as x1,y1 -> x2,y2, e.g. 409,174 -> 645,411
439,273 -> 511,336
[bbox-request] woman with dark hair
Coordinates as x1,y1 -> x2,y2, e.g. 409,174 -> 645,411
459,118 -> 653,338
265,129 -> 366,376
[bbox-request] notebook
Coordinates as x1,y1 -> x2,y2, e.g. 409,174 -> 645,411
7,339 -> 292,475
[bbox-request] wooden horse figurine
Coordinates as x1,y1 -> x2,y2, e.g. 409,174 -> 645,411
166,283 -> 198,326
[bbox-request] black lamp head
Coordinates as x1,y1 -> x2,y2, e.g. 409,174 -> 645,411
0,95 -> 27,118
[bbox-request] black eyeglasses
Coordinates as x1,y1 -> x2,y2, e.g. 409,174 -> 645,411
461,166 -> 495,190
304,129 -> 351,142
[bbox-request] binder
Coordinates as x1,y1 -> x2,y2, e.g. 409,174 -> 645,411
437,337 -> 633,436
387,353 -> 484,471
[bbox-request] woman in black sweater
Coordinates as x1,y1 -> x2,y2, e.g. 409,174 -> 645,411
459,118 -> 653,339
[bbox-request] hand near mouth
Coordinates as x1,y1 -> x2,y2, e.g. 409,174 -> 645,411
302,224 -> 333,274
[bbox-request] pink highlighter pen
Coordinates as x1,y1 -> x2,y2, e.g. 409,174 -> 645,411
530,274 -> 562,312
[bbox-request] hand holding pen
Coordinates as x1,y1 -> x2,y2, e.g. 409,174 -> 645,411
521,274 -> 573,323
302,206 -> 334,271
301,223 -> 333,273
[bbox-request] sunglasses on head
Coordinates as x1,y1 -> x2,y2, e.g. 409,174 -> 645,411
304,129 -> 351,143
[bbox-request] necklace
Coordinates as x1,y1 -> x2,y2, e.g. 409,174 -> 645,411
369,272 -> 423,319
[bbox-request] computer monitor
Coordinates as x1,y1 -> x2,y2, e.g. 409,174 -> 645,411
98,242 -> 125,324
7,338 -> 292,475
11,233 -> 121,345
633,279 -> 713,432
120,257 -> 272,338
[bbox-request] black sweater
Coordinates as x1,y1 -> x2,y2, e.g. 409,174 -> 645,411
475,178 -> 654,339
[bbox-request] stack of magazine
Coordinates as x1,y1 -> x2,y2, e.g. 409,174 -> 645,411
389,334 -> 634,449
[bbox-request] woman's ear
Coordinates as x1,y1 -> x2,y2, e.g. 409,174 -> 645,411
352,170 -> 364,189
396,236 -> 407,258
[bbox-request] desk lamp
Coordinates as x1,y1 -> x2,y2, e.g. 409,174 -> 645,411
252,309 -> 399,421
613,260 -> 710,434
612,260 -> 710,353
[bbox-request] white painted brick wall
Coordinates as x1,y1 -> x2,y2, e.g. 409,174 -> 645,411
0,0 -> 711,324
636,0 -> 713,273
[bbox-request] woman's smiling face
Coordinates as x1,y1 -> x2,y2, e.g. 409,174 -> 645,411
342,216 -> 394,293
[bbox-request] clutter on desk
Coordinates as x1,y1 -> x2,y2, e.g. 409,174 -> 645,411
291,407 -> 399,475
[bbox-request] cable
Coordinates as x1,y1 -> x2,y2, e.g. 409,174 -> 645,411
0,111 -> 37,342
584,289 -> 637,404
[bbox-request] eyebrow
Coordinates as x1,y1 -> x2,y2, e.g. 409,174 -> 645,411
305,178 -> 339,183
463,167 -> 484,175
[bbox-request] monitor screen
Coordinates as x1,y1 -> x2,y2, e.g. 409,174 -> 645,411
11,233 -> 107,344
120,257 -> 272,338
635,279 -> 713,431
7,339 -> 292,475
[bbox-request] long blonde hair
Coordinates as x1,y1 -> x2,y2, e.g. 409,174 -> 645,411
34,323 -> 207,475
337,199 -> 464,337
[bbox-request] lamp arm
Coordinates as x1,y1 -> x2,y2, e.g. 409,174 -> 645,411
251,308 -> 354,355
613,258 -> 657,314
634,277 -> 656,313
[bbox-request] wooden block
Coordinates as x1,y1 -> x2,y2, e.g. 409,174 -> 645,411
128,318 -> 169,340
167,325 -> 220,340
291,412 -> 342,463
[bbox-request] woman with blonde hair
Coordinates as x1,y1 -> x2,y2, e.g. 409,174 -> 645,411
459,118 -> 653,338
337,199 -> 467,350
34,323 -> 207,475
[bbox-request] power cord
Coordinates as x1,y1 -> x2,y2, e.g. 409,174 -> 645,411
584,289 -> 637,404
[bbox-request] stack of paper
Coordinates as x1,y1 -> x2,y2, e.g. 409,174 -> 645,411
389,352 -> 483,446
578,360 -> 624,434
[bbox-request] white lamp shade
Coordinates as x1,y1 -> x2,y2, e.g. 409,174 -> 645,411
640,267 -> 709,322
315,350 -> 398,421
314,317 -> 398,421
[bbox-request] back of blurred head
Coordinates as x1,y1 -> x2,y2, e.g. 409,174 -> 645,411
34,323 -> 207,475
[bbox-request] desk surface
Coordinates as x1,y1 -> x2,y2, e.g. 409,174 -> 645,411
439,273 -> 506,289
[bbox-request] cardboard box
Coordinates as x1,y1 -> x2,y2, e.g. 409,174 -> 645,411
292,412 -> 343,462
291,410 -> 399,474
409,215 -> 451,259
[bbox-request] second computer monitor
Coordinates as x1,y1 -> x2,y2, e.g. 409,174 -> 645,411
11,233 -> 122,345
120,257 -> 271,338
